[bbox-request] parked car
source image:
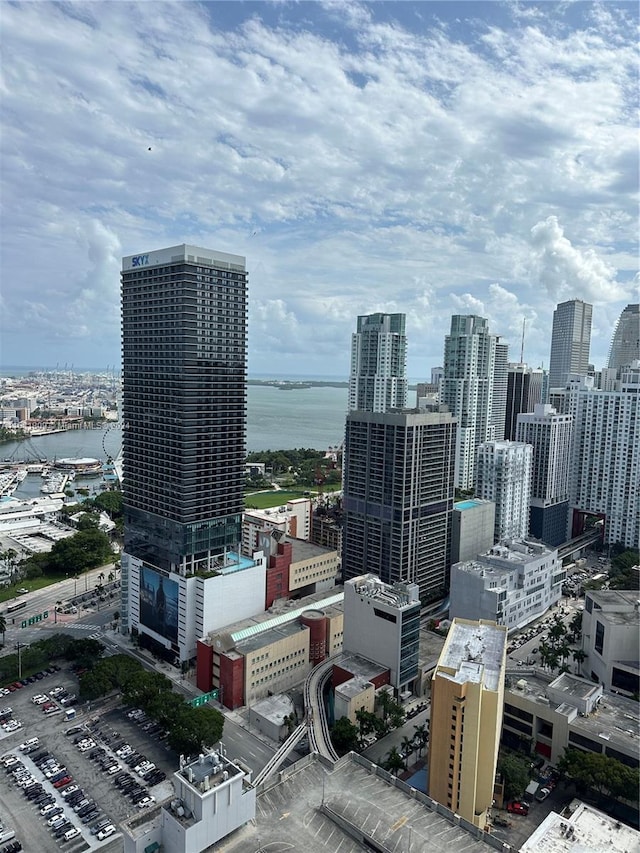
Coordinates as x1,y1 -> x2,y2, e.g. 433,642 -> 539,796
507,801 -> 529,816
535,786 -> 552,802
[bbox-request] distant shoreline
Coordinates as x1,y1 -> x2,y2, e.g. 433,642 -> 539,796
248,379 -> 348,389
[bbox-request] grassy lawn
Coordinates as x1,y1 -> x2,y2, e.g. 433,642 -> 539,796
0,574 -> 68,605
245,489 -> 313,509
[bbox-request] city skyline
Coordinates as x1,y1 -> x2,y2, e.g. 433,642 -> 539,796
1,2 -> 638,376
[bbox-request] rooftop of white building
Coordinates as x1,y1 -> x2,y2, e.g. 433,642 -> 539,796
520,800 -> 640,853
347,573 -> 420,607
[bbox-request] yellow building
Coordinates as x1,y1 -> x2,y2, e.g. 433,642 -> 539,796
427,618 -> 507,829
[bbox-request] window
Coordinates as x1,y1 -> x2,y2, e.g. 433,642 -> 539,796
594,621 -> 605,656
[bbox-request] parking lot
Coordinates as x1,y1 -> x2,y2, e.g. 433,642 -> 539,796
0,667 -> 176,852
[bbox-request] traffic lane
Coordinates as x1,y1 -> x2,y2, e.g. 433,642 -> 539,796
361,707 -> 431,766
219,716 -> 278,776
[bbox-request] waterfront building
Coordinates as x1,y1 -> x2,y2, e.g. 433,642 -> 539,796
567,367 -> 639,548
120,244 -> 249,662
348,312 -> 407,413
516,404 -> 572,546
343,574 -> 421,695
441,315 -> 508,489
428,618 -> 507,829
581,590 -> 640,697
342,409 -> 456,604
450,498 -> 496,564
548,299 -> 592,389
450,539 -> 563,633
608,303 -> 640,372
475,441 -> 532,542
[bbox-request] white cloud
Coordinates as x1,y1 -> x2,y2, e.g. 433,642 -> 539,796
0,1 -> 637,375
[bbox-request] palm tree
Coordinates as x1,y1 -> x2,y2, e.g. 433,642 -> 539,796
400,736 -> 414,769
572,648 -> 587,676
413,723 -> 428,758
0,614 -> 6,646
107,572 -> 114,583
377,688 -> 393,722
384,746 -> 404,777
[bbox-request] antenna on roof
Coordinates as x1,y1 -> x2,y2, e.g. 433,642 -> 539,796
520,318 -> 526,363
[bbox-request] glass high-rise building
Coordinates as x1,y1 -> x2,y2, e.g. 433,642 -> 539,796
120,244 -> 248,648
608,303 -> 639,372
348,312 -> 407,413
342,409 -> 456,604
548,299 -> 592,389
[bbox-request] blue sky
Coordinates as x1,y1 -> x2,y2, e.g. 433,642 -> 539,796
1,1 -> 638,377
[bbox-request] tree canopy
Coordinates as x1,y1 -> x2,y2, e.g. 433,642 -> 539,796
498,752 -> 532,800
558,747 -> 639,801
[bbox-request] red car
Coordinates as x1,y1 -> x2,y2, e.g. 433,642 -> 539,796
54,776 -> 73,788
507,801 -> 529,816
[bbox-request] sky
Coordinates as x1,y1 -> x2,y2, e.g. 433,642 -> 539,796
1,1 -> 638,378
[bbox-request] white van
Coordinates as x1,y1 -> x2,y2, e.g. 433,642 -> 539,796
20,737 -> 39,751
63,828 -> 80,841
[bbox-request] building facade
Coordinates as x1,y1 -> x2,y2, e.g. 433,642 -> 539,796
343,574 -> 421,694
428,618 -> 507,829
342,409 -> 456,604
516,404 -> 573,547
450,499 -> 496,564
505,363 -> 531,441
607,303 -> 639,372
441,315 -> 507,489
581,590 -> 640,696
549,299 -> 592,389
567,369 -> 639,548
348,313 -> 407,413
475,441 -> 533,542
449,540 -> 564,633
120,244 -> 247,660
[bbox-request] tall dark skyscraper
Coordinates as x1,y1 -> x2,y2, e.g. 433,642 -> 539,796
548,299 -> 592,389
342,409 -> 456,604
349,312 -> 407,413
120,244 -> 248,647
505,364 -> 531,441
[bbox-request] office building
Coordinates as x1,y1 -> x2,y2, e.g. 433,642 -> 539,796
504,363 -> 530,441
428,618 -> 508,829
450,498 -> 496,564
441,315 -> 507,489
475,441 -> 532,542
516,404 -> 572,546
503,671 -> 639,770
348,312 -> 407,413
608,303 -> 639,372
581,590 -> 640,696
568,368 -> 639,548
342,409 -> 456,604
120,244 -> 250,662
343,574 -> 421,695
450,540 -> 564,633
548,299 -> 592,389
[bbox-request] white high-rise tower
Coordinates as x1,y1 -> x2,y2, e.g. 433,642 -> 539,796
441,315 -> 508,489
476,441 -> 533,541
348,313 -> 407,413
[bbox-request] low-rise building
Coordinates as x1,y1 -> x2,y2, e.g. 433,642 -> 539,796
196,589 -> 344,708
343,574 -> 421,695
450,539 -> 564,633
242,498 -> 312,555
581,589 -> 640,697
502,671 -> 639,768
520,800 -> 640,853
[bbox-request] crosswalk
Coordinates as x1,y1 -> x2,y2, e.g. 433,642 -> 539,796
64,623 -> 103,639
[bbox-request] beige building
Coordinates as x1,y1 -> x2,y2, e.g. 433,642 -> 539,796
334,678 -> 375,724
288,539 -> 339,594
428,618 -> 507,829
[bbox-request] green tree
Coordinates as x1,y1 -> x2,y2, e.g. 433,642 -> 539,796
93,490 -> 123,518
383,746 -> 405,777
0,614 -> 6,646
413,723 -> 428,758
377,688 -> 393,721
558,748 -> 639,801
121,669 -> 172,708
498,752 -> 532,800
167,705 -> 224,756
355,708 -> 376,737
572,648 -> 586,676
400,736 -> 414,768
331,717 -> 360,755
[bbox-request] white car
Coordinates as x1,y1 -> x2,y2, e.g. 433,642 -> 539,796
61,784 -> 79,798
31,695 -> 48,705
106,763 -> 121,775
116,745 -> 132,757
0,707 -> 12,716
3,720 -> 22,732
137,796 -> 155,808
97,825 -> 116,840
77,739 -> 96,752
0,688 -> 11,696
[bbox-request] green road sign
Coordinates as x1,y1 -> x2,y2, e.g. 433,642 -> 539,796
21,610 -> 49,628
189,689 -> 219,708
